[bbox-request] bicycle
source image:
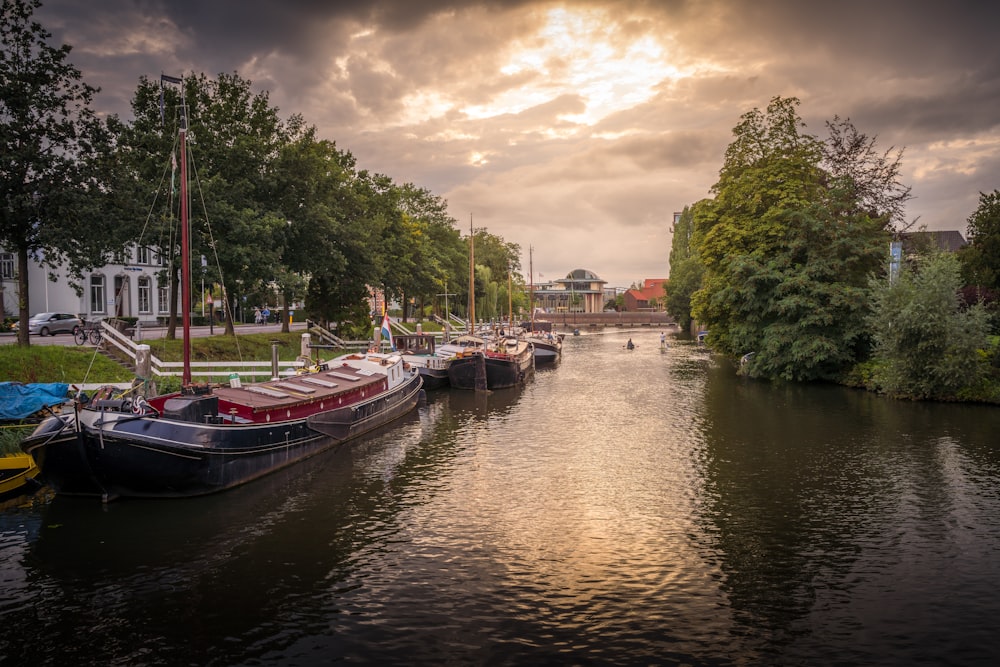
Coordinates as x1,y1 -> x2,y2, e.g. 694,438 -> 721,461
74,325 -> 103,346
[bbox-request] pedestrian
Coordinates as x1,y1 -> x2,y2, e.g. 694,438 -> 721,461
262,307 -> 270,324
254,307 -> 262,325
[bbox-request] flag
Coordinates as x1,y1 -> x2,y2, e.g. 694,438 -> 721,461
380,314 -> 394,350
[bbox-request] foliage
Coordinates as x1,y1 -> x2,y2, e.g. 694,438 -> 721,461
690,96 -> 903,381
665,203 -> 706,332
866,251 -> 991,399
959,189 -> 1000,291
0,0 -> 121,345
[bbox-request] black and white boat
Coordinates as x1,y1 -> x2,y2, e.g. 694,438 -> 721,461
393,333 -> 454,389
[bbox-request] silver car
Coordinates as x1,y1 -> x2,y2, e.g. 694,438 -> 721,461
23,312 -> 83,336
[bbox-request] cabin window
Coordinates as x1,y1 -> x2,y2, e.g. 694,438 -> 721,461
90,274 -> 107,314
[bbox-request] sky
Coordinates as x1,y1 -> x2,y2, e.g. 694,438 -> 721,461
32,0 -> 1000,290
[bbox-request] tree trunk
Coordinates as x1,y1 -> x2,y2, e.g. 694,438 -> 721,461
16,246 -> 29,346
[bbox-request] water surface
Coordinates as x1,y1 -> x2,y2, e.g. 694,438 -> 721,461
2,331 -> 999,665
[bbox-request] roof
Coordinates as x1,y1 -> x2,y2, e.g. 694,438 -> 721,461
900,230 -> 967,253
627,279 -> 667,301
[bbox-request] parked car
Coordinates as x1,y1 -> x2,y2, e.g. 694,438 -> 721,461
16,312 -> 83,336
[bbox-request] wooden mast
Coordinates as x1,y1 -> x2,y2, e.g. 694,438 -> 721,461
179,91 -> 192,384
529,246 -> 534,332
468,214 -> 475,333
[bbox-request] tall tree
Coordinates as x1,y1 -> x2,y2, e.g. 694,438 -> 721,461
0,0 -> 118,344
691,97 -> 902,381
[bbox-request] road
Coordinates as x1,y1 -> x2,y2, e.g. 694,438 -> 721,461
0,321 -> 310,347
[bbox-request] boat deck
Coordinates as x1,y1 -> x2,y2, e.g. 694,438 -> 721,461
212,363 -> 384,410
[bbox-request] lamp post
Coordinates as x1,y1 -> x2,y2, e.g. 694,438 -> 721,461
437,278 -> 456,341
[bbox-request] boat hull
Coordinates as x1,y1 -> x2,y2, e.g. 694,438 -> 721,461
0,453 -> 42,500
415,367 -> 450,390
529,339 -> 561,364
448,345 -> 534,390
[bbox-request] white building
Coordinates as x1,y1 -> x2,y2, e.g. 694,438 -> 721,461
1,245 -> 174,325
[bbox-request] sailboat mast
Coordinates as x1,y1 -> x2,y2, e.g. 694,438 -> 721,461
179,89 -> 192,384
508,269 -> 513,333
468,215 -> 475,332
529,246 -> 534,331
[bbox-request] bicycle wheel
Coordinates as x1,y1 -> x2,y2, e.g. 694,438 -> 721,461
74,329 -> 87,345
89,329 -> 102,345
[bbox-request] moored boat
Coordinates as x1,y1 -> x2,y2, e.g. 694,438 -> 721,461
393,333 -> 453,389
448,335 -> 534,390
0,453 -> 42,500
526,329 -> 562,363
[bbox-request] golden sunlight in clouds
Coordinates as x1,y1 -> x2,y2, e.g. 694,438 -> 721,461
462,7 -> 683,128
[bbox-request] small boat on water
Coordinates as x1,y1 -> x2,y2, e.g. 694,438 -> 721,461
20,80 -> 423,501
394,333 -> 454,389
0,453 -> 41,500
524,324 -> 562,364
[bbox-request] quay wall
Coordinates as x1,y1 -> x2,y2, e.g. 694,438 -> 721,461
538,312 -> 675,329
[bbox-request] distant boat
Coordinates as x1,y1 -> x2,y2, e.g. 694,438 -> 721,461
20,79 -> 423,502
394,333 -> 453,389
525,329 -> 562,364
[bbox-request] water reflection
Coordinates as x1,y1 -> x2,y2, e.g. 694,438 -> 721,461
695,363 -> 1000,664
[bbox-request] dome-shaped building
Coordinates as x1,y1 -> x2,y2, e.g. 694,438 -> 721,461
532,268 -> 607,313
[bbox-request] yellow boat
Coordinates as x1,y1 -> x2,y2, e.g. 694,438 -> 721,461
0,453 -> 41,499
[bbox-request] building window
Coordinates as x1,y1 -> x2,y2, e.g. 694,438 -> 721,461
137,245 -> 150,265
157,283 -> 169,314
90,275 -> 106,314
138,276 -> 151,314
0,253 -> 13,280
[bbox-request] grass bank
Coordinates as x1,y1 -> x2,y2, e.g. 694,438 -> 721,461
0,331 -> 322,385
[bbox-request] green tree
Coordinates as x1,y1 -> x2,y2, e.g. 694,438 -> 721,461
666,203 -> 707,332
120,73 -> 293,336
271,125 -> 374,330
867,251 -> 990,399
960,189 -> 1000,290
691,97 -> 903,381
1,0 -> 119,344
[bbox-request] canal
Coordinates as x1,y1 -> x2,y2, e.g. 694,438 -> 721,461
2,330 -> 999,665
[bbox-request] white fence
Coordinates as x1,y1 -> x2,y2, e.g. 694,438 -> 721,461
99,323 -> 312,383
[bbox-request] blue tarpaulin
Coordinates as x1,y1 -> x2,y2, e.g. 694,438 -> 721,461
0,382 -> 70,420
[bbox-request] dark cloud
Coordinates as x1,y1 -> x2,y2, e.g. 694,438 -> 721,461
29,0 -> 1000,285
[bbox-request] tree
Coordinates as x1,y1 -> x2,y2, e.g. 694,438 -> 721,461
867,251 -> 990,399
1,0 -> 119,344
119,72 -> 293,336
960,189 -> 1000,291
666,203 -> 707,333
690,97 -> 903,381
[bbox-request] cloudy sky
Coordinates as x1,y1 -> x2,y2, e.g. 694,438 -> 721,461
34,0 -> 1000,289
